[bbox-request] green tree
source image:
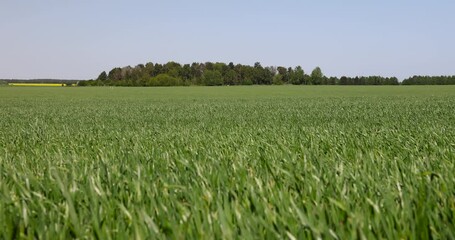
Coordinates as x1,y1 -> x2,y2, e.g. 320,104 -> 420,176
152,63 -> 164,77
190,63 -> 203,83
205,62 -> 214,71
238,65 -> 255,85
252,62 -> 273,85
164,62 -> 182,78
214,62 -> 228,76
202,70 -> 223,86
145,62 -> 155,77
180,64 -> 192,85
97,71 -> 107,81
276,67 -> 289,83
290,66 -> 305,85
273,74 -> 284,85
224,70 -> 238,85
151,74 -> 181,86
310,67 -> 324,85
108,68 -> 122,81
340,76 -> 348,85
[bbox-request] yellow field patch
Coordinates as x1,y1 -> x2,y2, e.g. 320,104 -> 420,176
9,83 -> 68,87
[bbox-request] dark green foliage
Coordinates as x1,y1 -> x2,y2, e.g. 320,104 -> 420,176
224,70 -> 239,85
108,68 -> 122,81
339,76 -> 399,85
402,75 -> 455,85
149,74 -> 182,86
97,71 -> 107,81
80,61 -> 455,87
202,70 -> 223,86
273,74 -> 284,85
289,66 -> 305,85
310,67 -> 324,85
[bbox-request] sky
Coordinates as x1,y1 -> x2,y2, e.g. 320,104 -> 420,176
1,0 -> 454,80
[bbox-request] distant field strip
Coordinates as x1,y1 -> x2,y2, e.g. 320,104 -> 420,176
0,86 -> 454,239
8,83 -> 71,87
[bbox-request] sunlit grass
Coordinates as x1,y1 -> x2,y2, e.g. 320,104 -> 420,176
1,86 -> 454,239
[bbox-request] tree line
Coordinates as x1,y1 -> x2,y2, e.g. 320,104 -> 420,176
401,75 -> 455,85
79,61 -> 453,86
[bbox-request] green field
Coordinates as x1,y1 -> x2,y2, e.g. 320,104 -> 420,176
1,86 -> 454,239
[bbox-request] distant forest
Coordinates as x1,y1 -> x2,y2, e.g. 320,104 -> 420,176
3,62 -> 454,87
79,61 -> 455,86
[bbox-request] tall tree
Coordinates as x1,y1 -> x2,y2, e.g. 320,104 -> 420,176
202,70 -> 223,86
277,67 -> 289,83
97,71 -> 107,81
145,62 -> 155,77
224,70 -> 238,85
310,67 -> 324,85
290,66 -> 305,85
108,68 -> 122,81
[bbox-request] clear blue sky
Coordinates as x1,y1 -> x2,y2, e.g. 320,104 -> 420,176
1,0 -> 454,80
